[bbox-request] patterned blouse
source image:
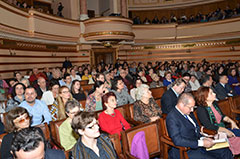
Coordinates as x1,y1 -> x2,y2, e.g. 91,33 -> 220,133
85,93 -> 102,112
133,98 -> 162,123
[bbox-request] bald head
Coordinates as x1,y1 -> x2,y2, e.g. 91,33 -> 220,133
176,93 -> 195,115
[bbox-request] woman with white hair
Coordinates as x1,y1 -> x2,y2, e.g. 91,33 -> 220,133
133,84 -> 162,123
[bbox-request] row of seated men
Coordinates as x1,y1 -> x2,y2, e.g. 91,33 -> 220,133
0,59 -> 240,158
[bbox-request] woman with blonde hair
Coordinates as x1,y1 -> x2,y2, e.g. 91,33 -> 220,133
51,86 -> 73,120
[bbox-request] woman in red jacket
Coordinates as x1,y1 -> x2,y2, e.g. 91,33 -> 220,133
98,92 -> 130,137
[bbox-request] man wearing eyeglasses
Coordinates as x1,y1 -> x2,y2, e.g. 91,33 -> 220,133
166,93 -> 233,159
19,86 -> 52,126
11,127 -> 65,159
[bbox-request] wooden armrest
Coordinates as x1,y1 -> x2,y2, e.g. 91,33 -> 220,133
161,136 -> 189,151
125,151 -> 137,159
109,133 -> 123,157
126,118 -> 143,126
202,128 -> 217,135
232,109 -> 240,114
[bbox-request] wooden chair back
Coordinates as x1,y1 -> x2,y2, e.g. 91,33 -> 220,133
79,100 -> 86,109
49,118 -> 66,147
80,80 -> 89,85
217,98 -> 233,119
121,120 -> 161,158
231,95 -> 240,110
35,123 -> 51,141
124,103 -> 143,126
150,86 -> 167,99
109,133 -> 124,159
81,84 -> 94,92
155,98 -> 161,108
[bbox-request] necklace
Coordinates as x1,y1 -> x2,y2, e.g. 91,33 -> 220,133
105,110 -> 116,117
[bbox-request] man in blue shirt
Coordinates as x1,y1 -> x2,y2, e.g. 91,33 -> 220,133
19,86 -> 52,126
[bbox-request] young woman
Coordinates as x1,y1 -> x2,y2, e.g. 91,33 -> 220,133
82,68 -> 92,81
71,111 -> 117,159
51,86 -> 73,120
196,87 -> 240,155
6,83 -> 25,112
98,92 -> 130,137
71,80 -> 86,101
85,81 -> 108,112
130,77 -> 143,101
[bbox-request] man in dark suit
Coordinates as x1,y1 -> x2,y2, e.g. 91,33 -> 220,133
166,93 -> 233,159
215,75 -> 237,100
11,127 -> 65,159
161,78 -> 186,114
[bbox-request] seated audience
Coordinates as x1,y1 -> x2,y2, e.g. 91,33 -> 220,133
166,93 -> 233,159
85,81 -> 107,112
96,73 -> 105,83
161,78 -> 186,114
228,68 -> 240,95
70,67 -> 81,81
59,73 -> 72,89
130,77 -> 143,101
201,75 -> 217,94
19,86 -> 52,126
213,66 -> 225,83
11,127 -> 65,159
71,80 -> 86,101
59,100 -> 81,151
6,83 -> 26,112
146,68 -> 154,83
120,69 -> 133,87
196,87 -> 240,155
71,111 -> 117,159
41,80 -> 60,105
52,86 -> 73,121
163,71 -> 174,87
158,65 -> 166,78
29,67 -> 47,86
81,68 -> 92,80
104,71 -> 113,89
98,92 -> 131,137
1,107 -> 44,159
111,77 -> 134,106
215,74 -> 237,100
6,78 -> 16,95
133,84 -> 162,123
150,73 -> 163,88
189,75 -> 201,91
36,77 -> 48,98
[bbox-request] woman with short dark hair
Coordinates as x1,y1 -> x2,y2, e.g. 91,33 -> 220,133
71,111 -> 117,159
1,107 -> 44,159
6,83 -> 26,112
98,92 -> 130,137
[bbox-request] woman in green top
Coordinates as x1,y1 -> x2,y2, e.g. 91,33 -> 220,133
59,100 -> 82,151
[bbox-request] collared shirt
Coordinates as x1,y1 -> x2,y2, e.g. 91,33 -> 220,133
171,88 -> 179,97
19,99 -> 52,126
175,106 -> 204,147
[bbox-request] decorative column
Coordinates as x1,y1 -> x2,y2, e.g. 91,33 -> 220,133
121,0 -> 127,17
80,0 -> 88,20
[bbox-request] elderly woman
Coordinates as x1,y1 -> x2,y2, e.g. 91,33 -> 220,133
163,71 -> 174,87
85,81 -> 108,112
71,111 -> 117,159
133,84 -> 162,123
196,86 -> 240,155
98,92 -> 130,137
111,76 -> 134,106
189,75 -> 200,91
20,78 -> 30,87
0,107 -> 45,159
130,77 -> 143,101
6,83 -> 26,112
41,80 -> 60,105
59,100 -> 82,151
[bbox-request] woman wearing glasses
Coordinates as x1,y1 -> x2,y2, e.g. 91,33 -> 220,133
71,111 -> 117,159
196,86 -> 240,155
59,100 -> 82,151
0,107 -> 45,159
